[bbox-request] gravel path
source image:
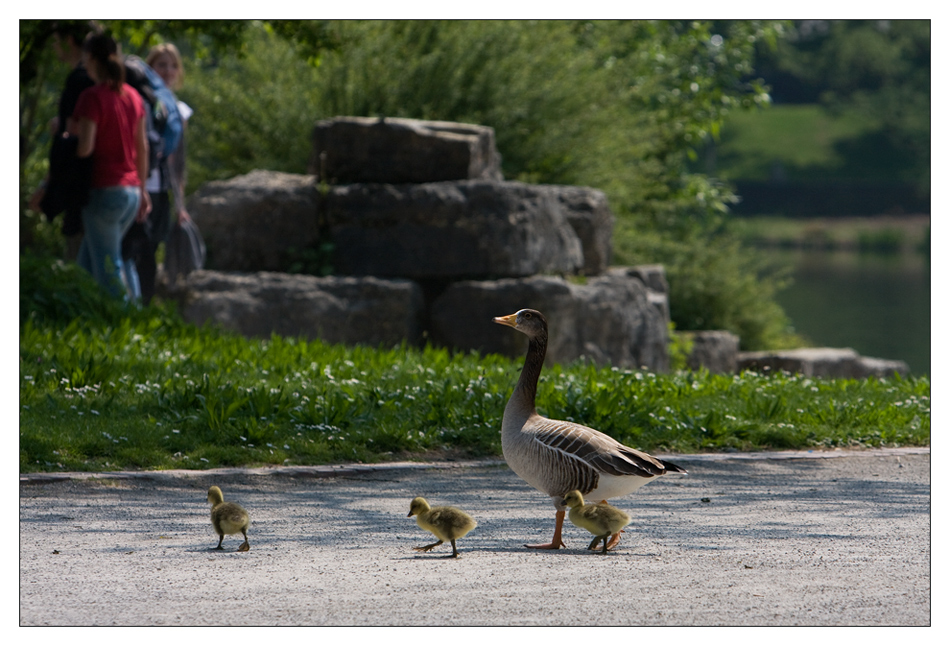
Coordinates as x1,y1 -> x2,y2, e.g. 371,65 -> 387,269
19,448 -> 930,626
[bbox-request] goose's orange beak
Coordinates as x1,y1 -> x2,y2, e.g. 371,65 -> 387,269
493,313 -> 518,328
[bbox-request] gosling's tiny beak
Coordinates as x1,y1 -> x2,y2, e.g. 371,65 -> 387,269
407,511 -> 414,517
493,313 -> 518,328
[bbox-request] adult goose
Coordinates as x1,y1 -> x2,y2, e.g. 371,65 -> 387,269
493,308 -> 687,550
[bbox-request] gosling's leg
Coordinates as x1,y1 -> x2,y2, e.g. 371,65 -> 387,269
525,510 -> 566,549
413,540 -> 444,553
587,536 -> 602,551
604,530 -> 625,551
238,529 -> 250,552
601,533 -> 611,554
448,539 -> 461,558
590,500 -> 624,551
587,532 -> 624,551
214,535 -> 225,550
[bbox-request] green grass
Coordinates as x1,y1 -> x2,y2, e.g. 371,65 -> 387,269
708,104 -> 888,182
19,256 -> 929,473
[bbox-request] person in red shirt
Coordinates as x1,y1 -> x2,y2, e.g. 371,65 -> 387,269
72,30 -> 151,299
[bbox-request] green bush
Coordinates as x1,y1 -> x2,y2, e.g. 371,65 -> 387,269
857,228 -> 904,254
180,26 -> 324,190
613,223 -> 803,350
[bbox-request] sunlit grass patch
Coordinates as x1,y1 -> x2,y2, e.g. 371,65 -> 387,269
20,312 -> 930,473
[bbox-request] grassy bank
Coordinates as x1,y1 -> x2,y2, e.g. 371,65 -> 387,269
709,104 -> 892,183
730,215 -> 930,254
19,257 -> 930,473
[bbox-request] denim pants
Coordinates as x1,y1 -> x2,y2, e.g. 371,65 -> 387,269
122,190 -> 171,304
77,186 -> 141,299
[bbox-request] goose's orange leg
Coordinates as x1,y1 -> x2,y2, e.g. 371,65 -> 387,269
526,510 -> 566,549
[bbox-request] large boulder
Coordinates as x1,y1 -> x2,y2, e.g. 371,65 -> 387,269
308,116 -> 503,184
187,171 -> 320,272
684,330 -> 740,374
179,270 -> 424,346
549,185 -> 614,276
737,347 -> 910,378
608,265 -> 669,321
325,180 -> 584,279
429,271 -> 669,371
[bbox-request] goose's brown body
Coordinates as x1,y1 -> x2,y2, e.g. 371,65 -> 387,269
494,308 -> 686,549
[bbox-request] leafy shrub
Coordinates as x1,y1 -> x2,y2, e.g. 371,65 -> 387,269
19,252 -> 181,328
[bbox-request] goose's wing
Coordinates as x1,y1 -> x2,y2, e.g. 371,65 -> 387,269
531,417 -> 673,479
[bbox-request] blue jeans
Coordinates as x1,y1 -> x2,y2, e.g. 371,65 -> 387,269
77,186 -> 141,299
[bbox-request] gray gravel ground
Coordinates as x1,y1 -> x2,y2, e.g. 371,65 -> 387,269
19,448 -> 930,626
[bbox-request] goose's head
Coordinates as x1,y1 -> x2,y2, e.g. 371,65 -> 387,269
208,486 -> 224,506
561,490 -> 586,509
408,497 -> 431,518
492,309 -> 547,339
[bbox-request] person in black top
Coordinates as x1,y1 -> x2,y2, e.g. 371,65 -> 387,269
29,21 -> 95,261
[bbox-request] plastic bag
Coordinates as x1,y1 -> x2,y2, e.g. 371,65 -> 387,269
164,217 -> 206,284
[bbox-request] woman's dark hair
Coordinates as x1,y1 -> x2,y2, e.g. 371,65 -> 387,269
83,31 -> 125,91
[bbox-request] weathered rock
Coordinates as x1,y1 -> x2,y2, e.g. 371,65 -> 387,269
737,347 -> 910,378
325,180 -> 584,279
611,264 -> 669,295
548,185 -> 614,276
187,171 -> 320,272
430,271 -> 669,371
309,116 -> 503,184
180,270 -> 424,346
684,330 -> 740,374
608,265 -> 670,321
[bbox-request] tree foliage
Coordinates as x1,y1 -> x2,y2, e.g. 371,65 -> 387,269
753,19 -> 930,191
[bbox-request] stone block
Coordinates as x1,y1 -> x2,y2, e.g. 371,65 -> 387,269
430,271 -> 669,371
325,180 -> 584,279
309,116 -> 503,184
180,270 -> 424,346
187,171 -> 320,272
684,330 -> 740,374
737,347 -> 910,378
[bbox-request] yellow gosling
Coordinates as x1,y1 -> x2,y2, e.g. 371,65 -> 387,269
561,490 -> 632,554
407,497 -> 477,558
207,486 -> 250,552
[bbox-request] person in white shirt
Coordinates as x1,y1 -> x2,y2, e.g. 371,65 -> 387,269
121,42 -> 194,304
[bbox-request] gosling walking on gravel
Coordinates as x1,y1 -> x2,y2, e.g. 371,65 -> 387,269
208,486 -> 250,552
407,497 -> 477,558
562,490 -> 632,554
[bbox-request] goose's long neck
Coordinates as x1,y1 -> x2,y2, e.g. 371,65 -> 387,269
509,330 -> 547,417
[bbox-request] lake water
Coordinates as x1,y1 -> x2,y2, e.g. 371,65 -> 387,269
771,249 -> 931,375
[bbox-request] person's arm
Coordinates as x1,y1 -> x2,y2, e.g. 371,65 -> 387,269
169,120 -> 192,223
135,115 -> 152,220
75,117 -> 96,158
